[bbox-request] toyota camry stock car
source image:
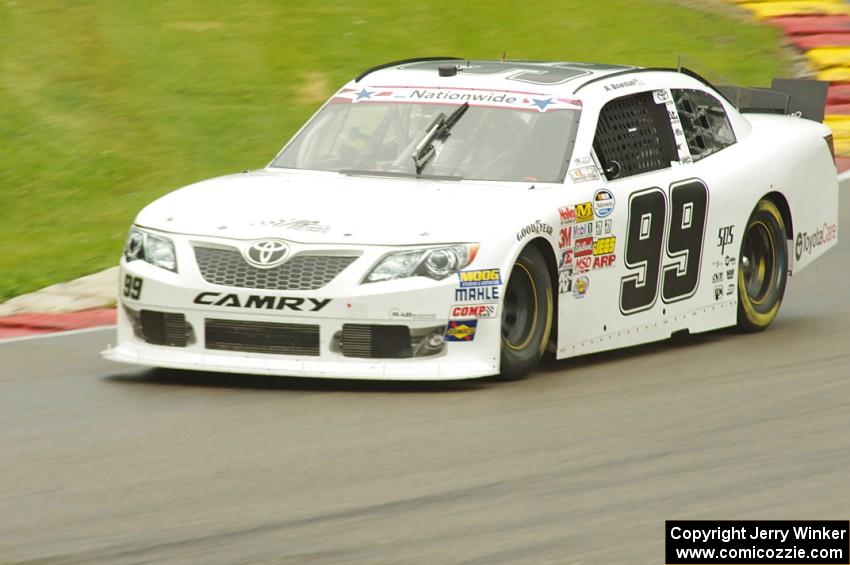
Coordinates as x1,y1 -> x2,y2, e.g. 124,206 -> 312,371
102,57 -> 839,380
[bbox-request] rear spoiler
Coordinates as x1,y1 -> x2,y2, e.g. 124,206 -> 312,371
715,79 -> 829,122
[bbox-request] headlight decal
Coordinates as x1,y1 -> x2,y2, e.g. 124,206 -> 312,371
363,243 -> 478,283
123,226 -> 178,273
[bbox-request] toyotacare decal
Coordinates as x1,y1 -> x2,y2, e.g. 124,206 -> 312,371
795,223 -> 836,260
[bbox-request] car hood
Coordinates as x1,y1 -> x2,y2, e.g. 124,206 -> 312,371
135,170 -> 538,245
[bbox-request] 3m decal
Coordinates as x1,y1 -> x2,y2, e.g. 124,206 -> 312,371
620,180 -> 709,315
559,225 -> 572,250
193,292 -> 331,312
573,275 -> 589,298
516,220 -> 553,241
458,269 -> 501,287
445,320 -> 478,342
449,303 -> 497,319
795,223 -> 837,260
593,189 -> 615,218
455,286 -> 500,302
575,237 -> 593,257
717,225 -> 734,255
123,275 -> 143,300
593,236 -> 616,256
576,202 -> 593,223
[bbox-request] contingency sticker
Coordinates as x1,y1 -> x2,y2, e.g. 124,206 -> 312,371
445,320 -> 478,342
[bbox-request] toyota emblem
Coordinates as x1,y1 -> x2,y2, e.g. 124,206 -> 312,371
244,240 -> 289,268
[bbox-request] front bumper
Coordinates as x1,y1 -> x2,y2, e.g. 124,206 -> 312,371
102,236 -> 501,380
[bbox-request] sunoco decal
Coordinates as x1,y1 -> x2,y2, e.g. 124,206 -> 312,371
445,320 -> 478,342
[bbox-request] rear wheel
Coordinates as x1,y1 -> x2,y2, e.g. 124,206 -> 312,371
499,246 -> 553,380
737,199 -> 788,332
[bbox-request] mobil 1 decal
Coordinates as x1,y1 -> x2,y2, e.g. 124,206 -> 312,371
620,179 -> 709,315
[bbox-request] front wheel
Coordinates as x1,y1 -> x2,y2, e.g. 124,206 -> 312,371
737,199 -> 788,332
499,246 -> 554,380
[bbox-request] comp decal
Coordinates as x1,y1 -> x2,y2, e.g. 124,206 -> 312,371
193,292 -> 332,312
445,320 -> 478,342
449,303 -> 498,319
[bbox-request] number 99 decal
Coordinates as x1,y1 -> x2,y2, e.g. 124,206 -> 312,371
620,180 -> 708,315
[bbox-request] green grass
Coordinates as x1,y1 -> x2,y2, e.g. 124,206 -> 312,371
0,0 -> 789,302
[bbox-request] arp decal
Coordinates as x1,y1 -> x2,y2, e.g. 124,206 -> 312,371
592,254 -> 616,269
458,269 -> 501,287
455,286 -> 500,302
795,223 -> 837,260
193,292 -> 332,312
593,189 -> 615,218
576,202 -> 593,223
445,320 -> 478,342
449,304 -> 497,319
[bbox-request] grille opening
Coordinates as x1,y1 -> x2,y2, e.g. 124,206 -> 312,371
125,307 -> 193,347
205,318 -> 320,356
194,246 -> 358,291
336,324 -> 446,359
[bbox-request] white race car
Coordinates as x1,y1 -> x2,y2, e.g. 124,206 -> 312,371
103,58 -> 838,380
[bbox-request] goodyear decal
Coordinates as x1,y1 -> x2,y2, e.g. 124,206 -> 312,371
445,320 -> 478,342
458,269 -> 501,288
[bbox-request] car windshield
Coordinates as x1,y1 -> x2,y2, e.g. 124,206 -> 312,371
270,90 -> 581,183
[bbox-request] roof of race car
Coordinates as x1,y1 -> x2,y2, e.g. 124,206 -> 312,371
351,58 -> 640,96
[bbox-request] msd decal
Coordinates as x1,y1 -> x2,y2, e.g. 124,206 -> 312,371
575,256 -> 592,273
449,303 -> 498,319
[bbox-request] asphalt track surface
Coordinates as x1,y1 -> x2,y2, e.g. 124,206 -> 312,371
3,196 -> 850,565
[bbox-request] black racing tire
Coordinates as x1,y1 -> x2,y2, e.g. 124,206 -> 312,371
499,245 -> 554,380
737,199 -> 788,332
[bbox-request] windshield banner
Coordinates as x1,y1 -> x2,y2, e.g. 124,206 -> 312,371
332,86 -> 582,112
